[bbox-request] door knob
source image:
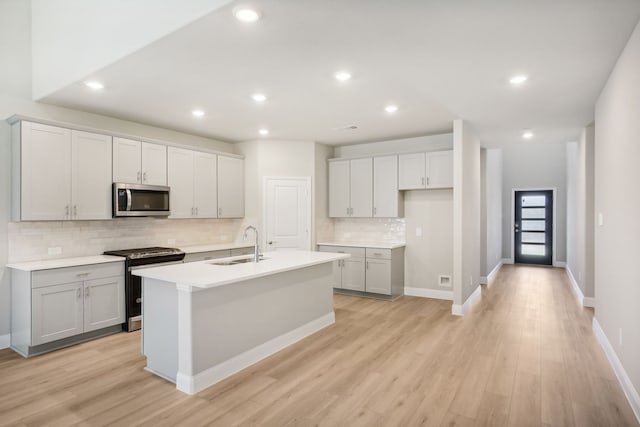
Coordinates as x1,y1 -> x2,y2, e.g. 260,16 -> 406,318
268,241 -> 277,245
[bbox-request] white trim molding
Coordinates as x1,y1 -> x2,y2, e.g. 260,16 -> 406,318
451,285 -> 482,316
481,260 -> 503,285
593,318 -> 640,424
553,261 -> 566,268
502,258 -> 514,265
176,312 -> 335,395
565,267 -> 595,308
404,287 -> 453,301
0,334 -> 9,350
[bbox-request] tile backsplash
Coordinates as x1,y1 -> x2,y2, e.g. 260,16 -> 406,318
8,218 -> 244,263
330,218 -> 406,244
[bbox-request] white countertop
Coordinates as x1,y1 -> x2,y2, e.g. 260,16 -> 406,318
179,242 -> 253,254
6,255 -> 125,272
133,250 -> 349,289
316,241 -> 406,249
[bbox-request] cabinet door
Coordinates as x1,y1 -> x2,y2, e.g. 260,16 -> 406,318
113,137 -> 142,184
373,155 -> 399,217
83,276 -> 125,332
342,258 -> 365,291
217,156 -> 244,218
426,150 -> 453,189
328,160 -> 350,217
365,259 -> 392,295
32,282 -> 84,345
167,147 -> 195,218
71,130 -> 112,220
21,122 -> 72,220
141,142 -> 167,185
350,158 -> 373,217
331,260 -> 343,289
193,152 -> 218,218
398,152 -> 426,190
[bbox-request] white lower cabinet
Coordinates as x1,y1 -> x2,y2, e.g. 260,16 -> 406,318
11,261 -> 125,356
318,245 -> 404,297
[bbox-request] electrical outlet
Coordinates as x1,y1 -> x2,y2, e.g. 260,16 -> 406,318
598,213 -> 604,227
48,247 -> 62,255
438,275 -> 452,288
168,238 -> 176,245
415,227 -> 422,237
619,328 -> 623,347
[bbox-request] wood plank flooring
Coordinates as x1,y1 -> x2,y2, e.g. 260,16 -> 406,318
0,264 -> 637,426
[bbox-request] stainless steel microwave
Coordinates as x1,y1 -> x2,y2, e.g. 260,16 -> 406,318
112,183 -> 170,217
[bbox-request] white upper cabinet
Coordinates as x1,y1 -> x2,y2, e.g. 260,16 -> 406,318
193,151 -> 218,218
168,147 -> 196,219
329,160 -> 350,217
328,158 -> 373,218
373,155 -> 401,218
71,130 -> 112,220
217,156 -> 244,218
113,138 -> 167,185
17,122 -> 112,221
426,150 -> 453,189
20,122 -> 72,221
398,150 -> 453,190
141,142 -> 167,185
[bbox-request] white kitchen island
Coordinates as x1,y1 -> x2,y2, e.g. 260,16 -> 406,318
133,250 -> 349,395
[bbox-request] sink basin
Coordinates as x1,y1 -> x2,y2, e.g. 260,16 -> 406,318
209,256 -> 268,266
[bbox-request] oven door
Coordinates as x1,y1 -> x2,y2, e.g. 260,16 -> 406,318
127,261 -> 183,331
113,183 -> 170,217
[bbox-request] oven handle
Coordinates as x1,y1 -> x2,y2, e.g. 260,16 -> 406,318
128,260 -> 184,272
126,189 -> 132,211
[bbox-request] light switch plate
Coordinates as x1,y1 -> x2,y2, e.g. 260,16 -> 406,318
598,213 -> 604,226
415,227 -> 423,237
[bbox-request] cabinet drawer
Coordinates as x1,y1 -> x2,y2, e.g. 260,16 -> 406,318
318,245 -> 365,258
230,247 -> 254,256
32,262 -> 124,289
184,250 -> 230,263
365,248 -> 391,260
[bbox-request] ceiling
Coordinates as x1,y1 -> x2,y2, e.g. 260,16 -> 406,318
40,0 -> 640,146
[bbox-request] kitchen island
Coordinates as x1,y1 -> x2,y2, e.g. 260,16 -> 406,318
133,250 -> 349,394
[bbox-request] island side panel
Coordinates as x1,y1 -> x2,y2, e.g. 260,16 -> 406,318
186,263 -> 334,392
142,278 -> 179,382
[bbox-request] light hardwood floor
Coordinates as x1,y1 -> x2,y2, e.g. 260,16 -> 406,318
0,265 -> 637,426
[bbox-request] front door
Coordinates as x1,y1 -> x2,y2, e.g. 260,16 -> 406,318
514,190 -> 553,265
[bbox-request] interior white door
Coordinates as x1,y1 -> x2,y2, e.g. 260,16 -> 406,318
264,177 -> 311,251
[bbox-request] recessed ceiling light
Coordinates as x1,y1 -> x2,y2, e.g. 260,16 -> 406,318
252,93 -> 267,102
334,71 -> 352,81
234,7 -> 261,23
385,105 -> 399,113
258,128 -> 269,136
522,130 -> 534,139
85,81 -> 104,90
509,75 -> 528,85
192,109 -> 205,117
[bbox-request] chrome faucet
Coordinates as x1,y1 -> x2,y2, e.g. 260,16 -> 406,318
243,225 -> 260,262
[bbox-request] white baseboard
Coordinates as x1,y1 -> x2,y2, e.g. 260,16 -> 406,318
0,334 -> 9,350
565,266 -> 596,308
404,287 -> 453,301
554,261 -> 567,268
502,258 -> 514,265
593,318 -> 640,424
451,285 -> 481,316
176,312 -> 335,395
481,260 -> 503,285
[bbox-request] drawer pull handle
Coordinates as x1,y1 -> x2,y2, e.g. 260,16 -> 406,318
337,251 -> 345,253
76,272 -> 89,277
373,252 -> 383,256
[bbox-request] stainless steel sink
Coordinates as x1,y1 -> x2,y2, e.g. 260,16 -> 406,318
209,257 -> 268,266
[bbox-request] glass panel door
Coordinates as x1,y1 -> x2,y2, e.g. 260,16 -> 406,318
514,190 -> 553,265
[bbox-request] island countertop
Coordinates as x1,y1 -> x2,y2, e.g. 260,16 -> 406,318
133,250 -> 349,290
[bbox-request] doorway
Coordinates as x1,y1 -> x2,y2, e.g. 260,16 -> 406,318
264,177 -> 312,251
514,189 -> 553,265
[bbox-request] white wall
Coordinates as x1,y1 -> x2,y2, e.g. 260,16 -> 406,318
501,142 -> 568,263
453,120 -> 481,306
481,148 -> 503,278
331,133 -> 454,292
594,19 -> 640,402
31,0 -> 232,99
0,0 -> 238,342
